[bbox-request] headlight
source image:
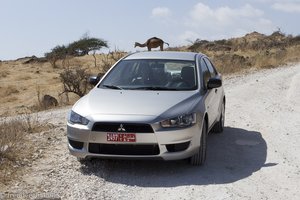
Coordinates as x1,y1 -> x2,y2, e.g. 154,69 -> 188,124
160,113 -> 196,128
68,110 -> 89,125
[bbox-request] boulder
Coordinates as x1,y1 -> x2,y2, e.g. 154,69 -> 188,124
42,95 -> 58,109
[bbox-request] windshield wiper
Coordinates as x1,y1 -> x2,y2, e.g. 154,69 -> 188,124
102,84 -> 123,90
130,86 -> 179,91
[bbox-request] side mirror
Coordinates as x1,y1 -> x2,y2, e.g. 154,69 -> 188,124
88,76 -> 100,86
89,73 -> 105,86
207,76 -> 222,89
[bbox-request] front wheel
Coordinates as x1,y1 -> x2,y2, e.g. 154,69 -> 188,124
190,121 -> 207,166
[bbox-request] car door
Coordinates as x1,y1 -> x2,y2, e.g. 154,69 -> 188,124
200,57 -> 219,129
203,58 -> 222,126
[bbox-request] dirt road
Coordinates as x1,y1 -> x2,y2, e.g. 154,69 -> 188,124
1,64 -> 300,200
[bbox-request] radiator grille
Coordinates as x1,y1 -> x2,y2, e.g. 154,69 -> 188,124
92,122 -> 154,133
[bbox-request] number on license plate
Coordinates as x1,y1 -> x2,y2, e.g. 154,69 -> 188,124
107,133 -> 136,142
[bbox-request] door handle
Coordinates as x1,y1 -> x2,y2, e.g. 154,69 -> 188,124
215,89 -> 218,93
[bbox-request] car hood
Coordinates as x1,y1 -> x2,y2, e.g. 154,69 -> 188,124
72,88 -> 201,122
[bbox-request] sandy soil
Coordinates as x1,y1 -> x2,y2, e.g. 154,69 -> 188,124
1,64 -> 300,200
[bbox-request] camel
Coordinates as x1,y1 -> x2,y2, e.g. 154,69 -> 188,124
134,37 -> 169,51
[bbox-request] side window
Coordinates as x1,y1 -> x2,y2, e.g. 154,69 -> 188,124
204,58 -> 217,77
200,58 -> 211,86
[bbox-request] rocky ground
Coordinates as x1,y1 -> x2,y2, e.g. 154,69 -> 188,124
1,64 -> 300,200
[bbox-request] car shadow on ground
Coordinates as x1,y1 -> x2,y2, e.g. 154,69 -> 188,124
80,127 -> 269,187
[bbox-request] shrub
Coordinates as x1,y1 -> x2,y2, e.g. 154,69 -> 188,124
45,45 -> 68,68
59,67 -> 91,97
0,112 -> 51,184
99,50 -> 126,73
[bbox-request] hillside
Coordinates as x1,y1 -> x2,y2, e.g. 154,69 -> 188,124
0,31 -> 300,116
0,53 -> 125,116
185,31 -> 300,73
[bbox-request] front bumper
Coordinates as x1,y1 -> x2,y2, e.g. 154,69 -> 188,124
67,120 -> 202,161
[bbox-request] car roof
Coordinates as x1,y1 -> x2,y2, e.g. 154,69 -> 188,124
124,51 -> 205,61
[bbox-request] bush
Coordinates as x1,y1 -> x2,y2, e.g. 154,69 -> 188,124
0,120 -> 25,160
0,112 -> 51,184
45,45 -> 68,68
59,67 -> 91,97
99,50 -> 126,73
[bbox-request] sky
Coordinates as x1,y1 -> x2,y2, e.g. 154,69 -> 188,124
1,0 -> 300,60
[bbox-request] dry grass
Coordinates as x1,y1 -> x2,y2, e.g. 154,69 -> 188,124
0,111 -> 53,184
0,70 -> 9,78
2,85 -> 19,96
0,119 -> 25,184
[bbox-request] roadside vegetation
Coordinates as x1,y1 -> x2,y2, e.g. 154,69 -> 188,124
45,34 -> 108,68
0,111 -> 53,185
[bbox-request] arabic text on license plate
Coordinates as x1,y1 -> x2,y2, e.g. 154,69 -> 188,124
107,133 -> 136,142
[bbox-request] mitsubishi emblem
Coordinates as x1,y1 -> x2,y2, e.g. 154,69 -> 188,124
117,124 -> 126,132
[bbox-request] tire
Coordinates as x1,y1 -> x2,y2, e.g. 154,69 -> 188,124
212,102 -> 225,133
190,121 -> 207,166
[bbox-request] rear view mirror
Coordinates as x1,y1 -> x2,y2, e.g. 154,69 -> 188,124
89,73 -> 105,86
207,77 -> 222,89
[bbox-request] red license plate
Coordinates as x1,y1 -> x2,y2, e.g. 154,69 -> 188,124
107,133 -> 136,142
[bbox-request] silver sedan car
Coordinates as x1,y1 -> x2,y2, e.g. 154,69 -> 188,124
67,51 -> 225,165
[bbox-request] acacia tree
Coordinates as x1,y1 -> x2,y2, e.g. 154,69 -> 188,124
45,36 -> 108,68
68,36 -> 108,56
45,45 -> 68,68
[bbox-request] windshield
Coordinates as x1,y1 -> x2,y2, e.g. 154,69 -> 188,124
99,59 -> 198,91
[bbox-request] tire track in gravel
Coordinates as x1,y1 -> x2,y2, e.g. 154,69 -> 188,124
286,68 -> 300,111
